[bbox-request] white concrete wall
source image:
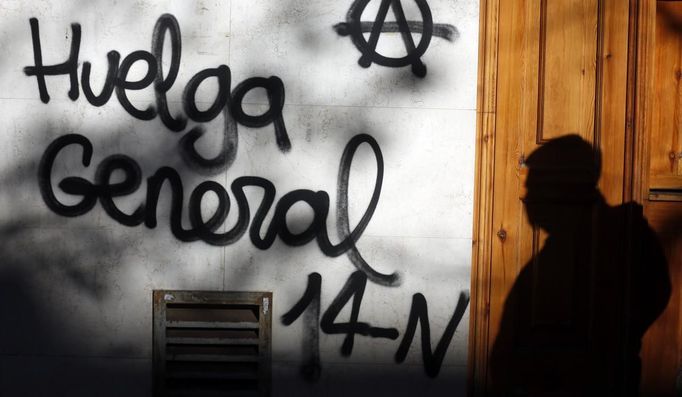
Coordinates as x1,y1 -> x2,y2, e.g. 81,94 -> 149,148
0,0 -> 478,395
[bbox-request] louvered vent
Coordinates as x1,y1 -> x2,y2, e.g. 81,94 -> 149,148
153,291 -> 272,397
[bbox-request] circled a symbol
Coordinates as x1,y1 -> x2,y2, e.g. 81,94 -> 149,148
336,0 -> 434,77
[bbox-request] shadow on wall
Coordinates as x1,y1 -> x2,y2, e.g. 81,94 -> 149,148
0,127 -> 461,396
488,135 -> 672,396
0,1 -> 472,395
272,362 -> 466,397
0,4 -> 159,393
0,126 -> 272,395
0,131 -> 153,395
638,197 -> 682,396
658,1 -> 682,34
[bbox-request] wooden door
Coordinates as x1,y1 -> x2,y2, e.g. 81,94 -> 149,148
649,1 -> 682,192
637,1 -> 682,395
469,0 -> 648,395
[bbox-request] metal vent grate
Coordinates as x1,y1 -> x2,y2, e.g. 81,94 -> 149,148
153,291 -> 272,397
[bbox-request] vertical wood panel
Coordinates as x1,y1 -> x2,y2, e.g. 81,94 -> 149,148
488,1 -> 533,377
598,0 -> 630,205
468,0 -> 499,393
471,0 -> 635,394
635,1 -> 682,395
650,1 -> 682,189
538,0 -> 600,144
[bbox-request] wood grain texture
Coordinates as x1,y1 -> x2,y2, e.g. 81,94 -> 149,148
650,1 -> 682,190
470,0 -> 635,394
639,2 -> 682,395
468,0 -> 498,394
537,0 -> 600,144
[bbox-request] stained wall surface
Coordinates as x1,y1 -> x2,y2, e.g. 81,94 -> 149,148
0,0 -> 478,395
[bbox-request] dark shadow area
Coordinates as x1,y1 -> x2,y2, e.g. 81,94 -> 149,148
0,129 -> 155,396
272,362 -> 467,397
658,2 -> 682,35
489,135 -> 672,396
636,199 -> 682,396
0,123 -> 243,395
0,2 -> 471,394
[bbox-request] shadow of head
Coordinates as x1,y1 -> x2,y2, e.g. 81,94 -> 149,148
523,134 -> 601,233
658,2 -> 682,34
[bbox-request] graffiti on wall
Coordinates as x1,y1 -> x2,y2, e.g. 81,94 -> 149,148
25,15 -> 290,176
24,10 -> 470,379
282,272 -> 470,380
334,0 -> 459,77
37,133 -> 399,287
25,14 -> 400,287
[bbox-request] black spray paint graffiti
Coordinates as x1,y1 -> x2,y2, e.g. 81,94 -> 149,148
38,133 -> 401,286
282,273 -> 323,381
24,15 -> 289,176
27,11 -> 468,382
282,271 -> 470,378
334,0 -> 458,77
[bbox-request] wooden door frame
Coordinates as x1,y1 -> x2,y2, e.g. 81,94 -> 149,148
467,0 -> 498,394
632,0 -> 655,206
467,0 -> 650,395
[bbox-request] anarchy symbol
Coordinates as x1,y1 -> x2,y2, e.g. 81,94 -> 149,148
335,0 -> 435,77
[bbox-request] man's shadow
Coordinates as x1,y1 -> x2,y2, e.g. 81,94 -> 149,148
489,135 -> 671,396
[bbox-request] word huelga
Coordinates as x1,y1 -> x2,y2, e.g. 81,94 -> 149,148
24,14 -> 290,173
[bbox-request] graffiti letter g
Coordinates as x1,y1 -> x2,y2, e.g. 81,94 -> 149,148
38,134 -> 97,217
